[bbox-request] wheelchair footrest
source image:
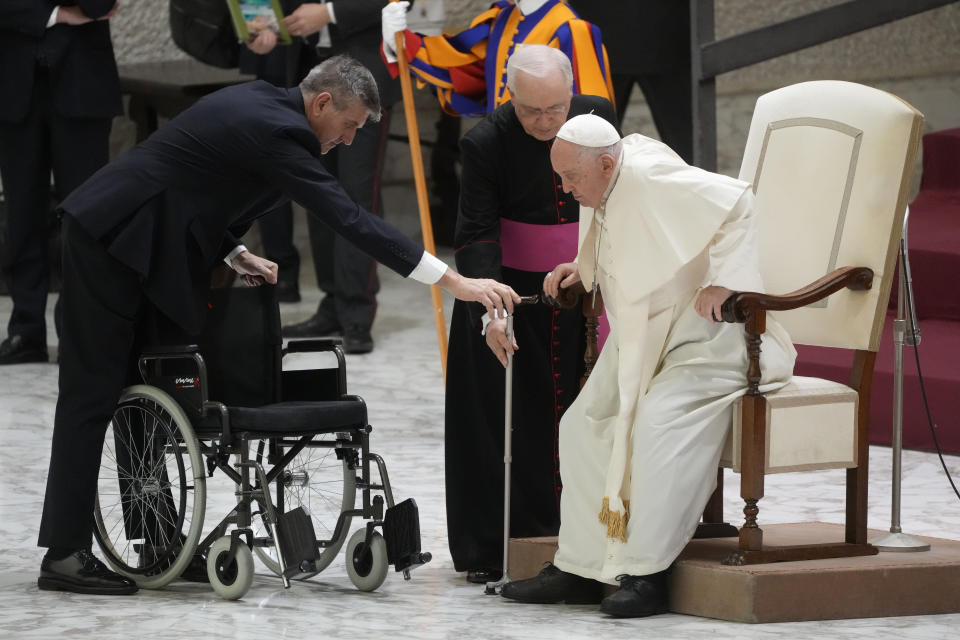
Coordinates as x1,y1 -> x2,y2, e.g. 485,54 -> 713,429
277,506 -> 320,577
383,498 -> 431,573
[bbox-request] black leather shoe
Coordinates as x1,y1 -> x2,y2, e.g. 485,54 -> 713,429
466,568 -> 503,584
282,313 -> 341,338
500,563 -> 603,604
0,335 -> 48,365
38,548 -> 138,595
600,572 -> 670,618
276,280 -> 301,303
178,550 -> 210,583
138,544 -> 209,583
342,326 -> 374,354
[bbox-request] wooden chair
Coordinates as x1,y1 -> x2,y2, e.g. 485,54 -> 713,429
573,80 -> 924,565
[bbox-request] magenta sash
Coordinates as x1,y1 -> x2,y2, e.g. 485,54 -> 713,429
499,218 -> 579,272
499,218 -> 609,351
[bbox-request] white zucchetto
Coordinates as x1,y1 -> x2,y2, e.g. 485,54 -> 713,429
555,114 -> 620,147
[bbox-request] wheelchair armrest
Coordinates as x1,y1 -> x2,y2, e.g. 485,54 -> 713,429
141,343 -> 200,356
284,338 -> 343,354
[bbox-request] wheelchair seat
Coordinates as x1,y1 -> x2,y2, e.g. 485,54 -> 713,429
228,399 -> 367,435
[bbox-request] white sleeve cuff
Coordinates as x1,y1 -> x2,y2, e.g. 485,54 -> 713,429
407,251 -> 448,284
480,314 -> 492,335
47,7 -> 59,28
326,2 -> 337,23
224,244 -> 248,268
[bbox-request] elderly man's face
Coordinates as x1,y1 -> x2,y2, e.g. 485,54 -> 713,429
550,139 -> 615,209
510,69 -> 572,141
306,92 -> 369,154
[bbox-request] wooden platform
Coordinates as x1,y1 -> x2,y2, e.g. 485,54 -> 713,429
509,523 -> 960,623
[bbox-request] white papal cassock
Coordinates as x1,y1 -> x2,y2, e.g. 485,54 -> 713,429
553,134 -> 796,583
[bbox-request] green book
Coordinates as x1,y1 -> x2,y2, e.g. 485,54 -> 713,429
225,0 -> 293,45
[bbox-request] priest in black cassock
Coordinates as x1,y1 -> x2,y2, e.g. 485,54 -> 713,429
445,45 -> 618,583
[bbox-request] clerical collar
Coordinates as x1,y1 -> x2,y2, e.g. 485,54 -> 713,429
598,146 -> 625,211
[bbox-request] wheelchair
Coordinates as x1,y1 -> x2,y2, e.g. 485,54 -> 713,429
92,285 -> 431,600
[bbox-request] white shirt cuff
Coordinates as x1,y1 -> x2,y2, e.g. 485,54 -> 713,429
47,7 -> 59,28
224,244 -> 248,267
326,3 -> 337,23
407,251 -> 448,284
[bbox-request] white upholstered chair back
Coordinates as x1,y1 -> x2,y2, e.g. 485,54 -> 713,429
738,81 -> 923,351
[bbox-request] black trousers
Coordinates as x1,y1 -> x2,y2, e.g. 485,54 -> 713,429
38,216 -> 145,548
0,66 -> 111,346
614,72 -> 694,164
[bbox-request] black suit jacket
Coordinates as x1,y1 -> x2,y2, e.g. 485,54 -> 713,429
59,81 -> 423,334
239,0 -> 401,107
0,0 -> 122,123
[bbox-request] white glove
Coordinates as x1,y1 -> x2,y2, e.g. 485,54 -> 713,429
381,1 -> 409,63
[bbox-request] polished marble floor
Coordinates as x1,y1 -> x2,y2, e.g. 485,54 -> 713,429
1,253 -> 959,639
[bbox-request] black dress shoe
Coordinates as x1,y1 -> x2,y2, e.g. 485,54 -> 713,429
138,543 -> 209,583
178,550 -> 210,583
0,335 -> 48,365
282,313 -> 341,338
466,568 -> 503,584
38,548 -> 138,595
342,326 -> 374,354
276,280 -> 301,303
500,563 -> 603,604
600,571 -> 670,618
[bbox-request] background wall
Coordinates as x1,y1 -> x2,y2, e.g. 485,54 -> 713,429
108,1 -> 960,178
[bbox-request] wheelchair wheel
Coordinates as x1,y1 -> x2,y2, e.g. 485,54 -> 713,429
93,385 -> 207,589
345,528 -> 388,592
253,441 -> 356,578
207,535 -> 254,600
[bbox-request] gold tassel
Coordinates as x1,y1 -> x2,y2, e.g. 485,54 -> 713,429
598,497 -> 630,542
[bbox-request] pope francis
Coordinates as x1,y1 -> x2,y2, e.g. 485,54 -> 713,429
500,114 -> 796,617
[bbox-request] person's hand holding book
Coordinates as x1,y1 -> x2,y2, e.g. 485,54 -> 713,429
246,28 -> 278,54
283,3 -> 332,37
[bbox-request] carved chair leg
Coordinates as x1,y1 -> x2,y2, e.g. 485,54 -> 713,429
738,395 -> 766,553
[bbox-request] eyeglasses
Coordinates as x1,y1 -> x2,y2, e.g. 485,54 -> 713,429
513,102 -> 568,119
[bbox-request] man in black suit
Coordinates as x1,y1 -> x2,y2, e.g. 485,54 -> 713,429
36,55 -> 520,595
0,1 -> 122,364
566,1 -> 693,163
245,1 -> 405,353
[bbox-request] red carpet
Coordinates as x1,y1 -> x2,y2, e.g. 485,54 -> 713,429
794,128 -> 960,454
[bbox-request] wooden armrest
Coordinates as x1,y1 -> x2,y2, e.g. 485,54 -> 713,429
721,266 -> 874,323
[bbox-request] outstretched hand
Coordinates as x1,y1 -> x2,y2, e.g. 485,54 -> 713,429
438,270 -> 520,321
230,250 -> 279,287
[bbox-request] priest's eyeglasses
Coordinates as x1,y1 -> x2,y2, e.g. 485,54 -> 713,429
514,102 -> 568,119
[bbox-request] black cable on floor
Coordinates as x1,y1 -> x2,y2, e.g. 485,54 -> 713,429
902,244 -> 960,501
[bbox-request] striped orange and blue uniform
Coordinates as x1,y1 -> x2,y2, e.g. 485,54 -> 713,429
386,0 -> 614,117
